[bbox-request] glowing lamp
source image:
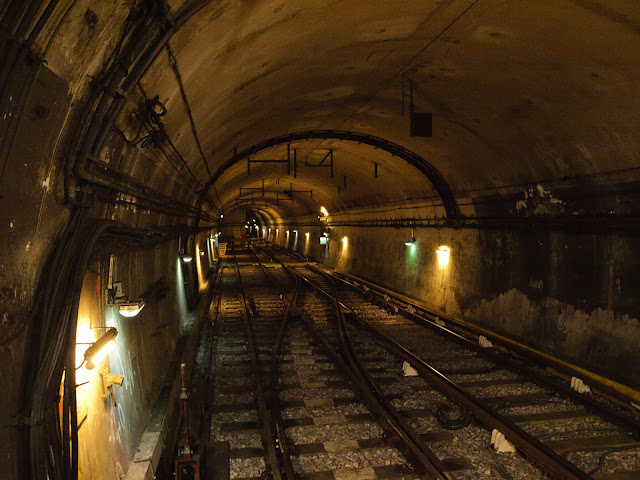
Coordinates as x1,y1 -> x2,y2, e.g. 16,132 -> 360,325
342,236 -> 348,247
305,232 -> 310,238
118,299 -> 145,317
182,254 -> 193,262
84,328 -> 118,370
436,246 -> 450,268
320,206 -> 329,216
405,227 -> 416,246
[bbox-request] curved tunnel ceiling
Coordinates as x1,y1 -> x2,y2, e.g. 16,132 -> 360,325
71,0 -> 640,222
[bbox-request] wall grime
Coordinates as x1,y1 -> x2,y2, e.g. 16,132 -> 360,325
72,241 -> 197,479
315,225 -> 640,390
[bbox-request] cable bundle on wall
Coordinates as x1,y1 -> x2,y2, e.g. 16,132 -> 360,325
64,0 -> 213,220
24,211 -> 110,479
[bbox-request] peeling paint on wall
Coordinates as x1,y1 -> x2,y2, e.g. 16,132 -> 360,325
516,184 -> 565,215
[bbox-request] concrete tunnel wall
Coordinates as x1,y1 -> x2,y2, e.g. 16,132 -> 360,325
270,222 -> 640,391
2,0 -> 640,478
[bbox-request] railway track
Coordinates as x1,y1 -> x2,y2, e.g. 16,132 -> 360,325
202,243 -> 640,479
260,242 -> 640,479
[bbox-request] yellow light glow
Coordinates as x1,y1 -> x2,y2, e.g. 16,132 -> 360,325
88,340 -> 116,368
75,319 -> 95,384
305,232 -> 310,238
320,206 -> 329,216
342,236 -> 348,247
436,246 -> 450,268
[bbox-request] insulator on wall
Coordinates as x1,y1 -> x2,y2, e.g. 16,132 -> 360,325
490,429 -> 516,453
570,377 -> 591,393
402,361 -> 418,377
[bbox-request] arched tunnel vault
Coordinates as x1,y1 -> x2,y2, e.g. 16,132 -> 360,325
206,132 -> 461,222
203,130 -> 462,220
2,1 -> 640,479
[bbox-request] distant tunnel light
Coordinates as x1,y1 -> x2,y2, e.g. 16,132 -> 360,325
436,246 -> 450,268
320,206 -> 329,216
342,236 -> 348,247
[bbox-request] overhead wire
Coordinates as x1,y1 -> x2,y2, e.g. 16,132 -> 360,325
308,0 -> 482,155
166,41 -> 223,211
134,82 -> 202,190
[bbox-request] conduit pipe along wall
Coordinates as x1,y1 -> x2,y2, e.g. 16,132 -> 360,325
65,0 -> 213,221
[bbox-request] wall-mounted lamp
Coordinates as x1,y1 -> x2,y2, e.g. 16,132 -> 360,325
84,327 -> 118,370
118,299 -> 145,317
342,236 -> 348,247
405,227 -> 416,246
305,232 -> 310,238
320,206 -> 329,216
220,213 -> 224,218
436,245 -> 450,268
178,236 -> 193,262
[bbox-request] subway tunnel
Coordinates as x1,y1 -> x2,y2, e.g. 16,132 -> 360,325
1,0 -> 640,478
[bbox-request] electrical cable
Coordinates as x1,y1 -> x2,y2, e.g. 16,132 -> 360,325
307,0 -> 482,155
166,41 -> 223,210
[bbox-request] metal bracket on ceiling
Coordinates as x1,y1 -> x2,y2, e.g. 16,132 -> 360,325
247,144 -> 293,176
304,149 -> 334,178
238,183 -> 312,201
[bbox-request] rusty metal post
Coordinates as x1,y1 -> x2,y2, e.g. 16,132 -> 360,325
176,362 -> 200,479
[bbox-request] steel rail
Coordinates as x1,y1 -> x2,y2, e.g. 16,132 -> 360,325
248,248 -> 300,480
261,245 -> 632,479
323,269 -> 455,479
255,244 -> 452,479
233,258 -> 285,480
297,263 -> 591,479
348,312 -> 590,480
332,272 -> 640,432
